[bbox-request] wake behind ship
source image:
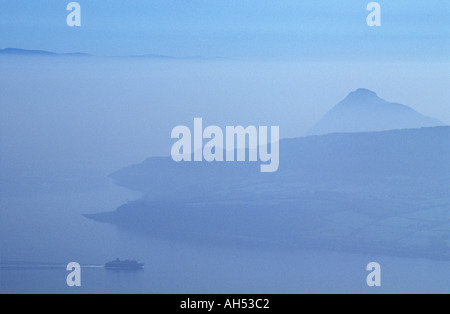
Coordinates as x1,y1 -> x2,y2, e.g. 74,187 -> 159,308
105,258 -> 144,270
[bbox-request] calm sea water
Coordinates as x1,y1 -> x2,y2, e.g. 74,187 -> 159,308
1,179 -> 449,294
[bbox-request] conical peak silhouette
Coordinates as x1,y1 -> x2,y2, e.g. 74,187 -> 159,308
306,88 -> 444,135
344,88 -> 379,102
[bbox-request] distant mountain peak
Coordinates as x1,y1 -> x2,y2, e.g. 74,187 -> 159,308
339,88 -> 384,109
1,48 -> 56,55
0,47 -> 225,60
346,88 -> 378,100
307,89 -> 445,136
0,47 -> 91,57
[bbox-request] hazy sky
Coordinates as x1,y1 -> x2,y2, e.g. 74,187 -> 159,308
0,0 -> 448,60
0,1 -> 448,171
1,1 -> 449,296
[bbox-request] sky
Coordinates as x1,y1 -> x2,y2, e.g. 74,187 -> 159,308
0,0 -> 449,60
0,0 -> 449,169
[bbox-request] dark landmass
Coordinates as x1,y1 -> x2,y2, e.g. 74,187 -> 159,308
86,126 -> 450,260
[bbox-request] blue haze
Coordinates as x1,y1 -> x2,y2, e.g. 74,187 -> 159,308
0,0 -> 449,294
0,1 -> 448,60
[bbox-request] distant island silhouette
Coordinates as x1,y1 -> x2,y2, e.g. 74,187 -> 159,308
0,48 -> 226,60
307,88 -> 445,135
